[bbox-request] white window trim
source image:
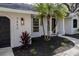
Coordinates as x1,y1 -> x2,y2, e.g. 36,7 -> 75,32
32,17 -> 40,32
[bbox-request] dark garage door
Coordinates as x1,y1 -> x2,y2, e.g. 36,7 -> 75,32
0,16 -> 10,48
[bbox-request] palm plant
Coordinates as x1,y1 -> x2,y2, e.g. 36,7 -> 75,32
34,3 -> 68,41
45,3 -> 68,40
45,3 -> 54,40
34,3 -> 47,40
53,4 -> 68,19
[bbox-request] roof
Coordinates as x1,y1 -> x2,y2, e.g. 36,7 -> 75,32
0,3 -> 35,11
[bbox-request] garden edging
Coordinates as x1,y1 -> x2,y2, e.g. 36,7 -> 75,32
54,35 -> 79,56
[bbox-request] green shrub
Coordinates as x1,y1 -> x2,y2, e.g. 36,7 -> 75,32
30,48 -> 37,55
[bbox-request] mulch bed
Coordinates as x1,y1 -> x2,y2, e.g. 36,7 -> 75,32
12,36 -> 74,56
65,34 -> 79,39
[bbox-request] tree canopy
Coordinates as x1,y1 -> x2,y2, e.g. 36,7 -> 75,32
34,3 -> 69,19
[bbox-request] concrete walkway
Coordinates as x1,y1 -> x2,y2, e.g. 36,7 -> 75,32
0,47 -> 14,56
55,35 -> 79,56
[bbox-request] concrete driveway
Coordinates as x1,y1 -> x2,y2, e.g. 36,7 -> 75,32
0,47 -> 14,56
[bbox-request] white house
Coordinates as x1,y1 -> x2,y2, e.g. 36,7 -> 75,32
65,13 -> 79,34
0,3 -> 78,48
64,3 -> 79,34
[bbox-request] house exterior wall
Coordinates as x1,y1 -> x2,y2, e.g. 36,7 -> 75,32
57,19 -> 65,35
0,11 -> 51,47
1,10 -> 79,48
65,18 -> 72,34
31,17 -> 47,37
31,18 -> 41,37
0,11 -> 32,47
71,15 -> 79,34
65,13 -> 79,34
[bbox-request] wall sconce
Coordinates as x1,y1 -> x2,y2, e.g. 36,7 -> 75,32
21,18 -> 24,25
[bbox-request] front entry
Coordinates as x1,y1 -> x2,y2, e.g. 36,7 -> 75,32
0,16 -> 10,48
52,18 -> 56,33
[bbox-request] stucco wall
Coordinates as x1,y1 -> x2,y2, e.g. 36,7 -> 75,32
71,15 -> 79,34
57,19 -> 65,35
0,11 -> 32,47
71,16 -> 79,34
1,11 -> 78,47
31,17 -> 47,37
65,13 -> 79,34
65,18 -> 72,34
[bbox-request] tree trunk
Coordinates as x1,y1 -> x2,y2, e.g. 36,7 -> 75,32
41,17 -> 46,40
47,16 -> 51,41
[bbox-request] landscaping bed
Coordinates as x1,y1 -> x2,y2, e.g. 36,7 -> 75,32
65,34 -> 79,39
12,36 -> 74,56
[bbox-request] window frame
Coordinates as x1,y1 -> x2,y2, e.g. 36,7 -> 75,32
33,17 -> 39,32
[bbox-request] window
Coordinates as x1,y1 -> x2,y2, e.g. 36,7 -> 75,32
73,19 -> 77,28
33,18 -> 39,32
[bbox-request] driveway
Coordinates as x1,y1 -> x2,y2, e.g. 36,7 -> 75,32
0,47 -> 14,56
55,35 -> 79,56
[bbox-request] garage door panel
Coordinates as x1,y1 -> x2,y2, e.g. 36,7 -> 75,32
0,16 -> 10,48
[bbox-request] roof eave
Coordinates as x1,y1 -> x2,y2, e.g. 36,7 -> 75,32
0,7 -> 38,15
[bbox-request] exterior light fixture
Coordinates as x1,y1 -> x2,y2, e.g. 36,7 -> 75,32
21,18 -> 24,25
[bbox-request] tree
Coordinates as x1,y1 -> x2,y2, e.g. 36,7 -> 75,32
34,3 -> 69,41
63,3 -> 79,13
44,3 -> 55,40
34,3 -> 47,40
45,3 -> 68,40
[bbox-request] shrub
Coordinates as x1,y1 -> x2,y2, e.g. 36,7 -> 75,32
30,48 -> 37,55
20,31 -> 31,48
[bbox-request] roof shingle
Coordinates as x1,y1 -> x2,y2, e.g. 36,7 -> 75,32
0,3 -> 35,11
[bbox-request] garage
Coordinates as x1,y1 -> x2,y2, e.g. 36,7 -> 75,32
0,16 -> 10,48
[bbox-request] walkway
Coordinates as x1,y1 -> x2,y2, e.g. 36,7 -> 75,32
55,35 -> 79,56
0,47 -> 14,56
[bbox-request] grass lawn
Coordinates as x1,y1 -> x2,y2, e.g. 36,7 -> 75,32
12,36 -> 74,56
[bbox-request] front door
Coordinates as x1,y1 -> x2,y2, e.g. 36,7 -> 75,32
0,16 -> 10,48
52,18 -> 56,33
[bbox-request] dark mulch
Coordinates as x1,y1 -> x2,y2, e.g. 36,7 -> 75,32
65,34 -> 79,39
12,36 -> 74,56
